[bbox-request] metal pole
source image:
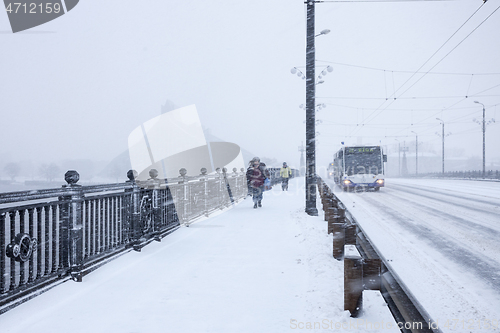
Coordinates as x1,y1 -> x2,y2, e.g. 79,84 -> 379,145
398,142 -> 401,177
482,105 -> 485,178
412,131 -> 418,175
416,134 -> 418,175
442,122 -> 445,174
305,1 -> 318,216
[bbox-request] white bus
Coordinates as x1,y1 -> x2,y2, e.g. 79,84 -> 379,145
332,146 -> 387,191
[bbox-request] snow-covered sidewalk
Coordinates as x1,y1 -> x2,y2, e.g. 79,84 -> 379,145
0,178 -> 395,333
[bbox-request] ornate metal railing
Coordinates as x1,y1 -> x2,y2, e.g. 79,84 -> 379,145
0,167 -> 247,313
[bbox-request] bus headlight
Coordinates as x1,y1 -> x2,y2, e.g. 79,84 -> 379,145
375,179 -> 384,185
343,180 -> 352,185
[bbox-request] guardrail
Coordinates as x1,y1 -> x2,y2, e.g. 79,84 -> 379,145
317,177 -> 441,333
0,167 -> 248,314
405,170 -> 500,180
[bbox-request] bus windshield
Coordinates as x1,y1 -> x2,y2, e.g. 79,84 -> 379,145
344,147 -> 382,176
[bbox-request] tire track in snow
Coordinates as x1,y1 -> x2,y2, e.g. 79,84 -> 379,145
383,187 -> 500,238
360,194 -> 500,293
390,183 -> 500,218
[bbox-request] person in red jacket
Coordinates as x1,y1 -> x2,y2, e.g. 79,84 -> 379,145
246,157 -> 270,208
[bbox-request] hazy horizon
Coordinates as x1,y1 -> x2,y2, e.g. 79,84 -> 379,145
1,0 -> 499,186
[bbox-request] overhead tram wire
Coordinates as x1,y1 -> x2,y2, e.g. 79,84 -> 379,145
315,0 -> 466,3
390,83 -> 500,136
323,102 -> 497,112
316,60 -> 500,76
394,3 -> 500,101
365,3 -> 499,125
318,94 -> 500,100
345,1 -> 488,137
395,83 -> 500,135
354,82 -> 500,139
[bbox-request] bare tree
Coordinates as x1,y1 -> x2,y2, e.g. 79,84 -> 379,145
39,163 -> 61,181
261,157 -> 278,167
108,164 -> 123,182
4,162 -> 20,181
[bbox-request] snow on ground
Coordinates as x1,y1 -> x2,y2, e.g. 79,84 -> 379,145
0,177 -> 398,333
328,177 -> 500,333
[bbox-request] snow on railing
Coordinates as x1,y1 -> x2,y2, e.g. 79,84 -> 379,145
0,167 -> 248,314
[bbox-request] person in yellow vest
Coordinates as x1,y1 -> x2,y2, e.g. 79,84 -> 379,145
280,162 -> 292,191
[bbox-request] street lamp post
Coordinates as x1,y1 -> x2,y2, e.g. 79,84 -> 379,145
294,2 -> 330,216
394,139 -> 401,177
474,101 -> 486,179
305,0 -> 317,216
436,118 -> 445,174
411,131 -> 418,175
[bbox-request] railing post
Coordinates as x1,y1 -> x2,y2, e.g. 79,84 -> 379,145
0,212 -> 5,293
331,222 -> 345,260
200,168 -> 209,217
59,170 -> 84,282
344,245 -> 363,317
241,168 -> 247,198
232,168 -> 239,202
149,170 -> 161,240
216,168 -> 223,210
179,168 -> 189,224
125,170 -> 141,250
327,202 -> 342,233
324,199 -> 337,222
345,224 -> 357,245
222,167 -> 233,206
363,259 -> 381,291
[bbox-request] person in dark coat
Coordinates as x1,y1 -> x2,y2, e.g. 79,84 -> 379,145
246,157 -> 270,208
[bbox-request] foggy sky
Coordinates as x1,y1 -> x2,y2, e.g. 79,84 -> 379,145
1,0 -> 499,176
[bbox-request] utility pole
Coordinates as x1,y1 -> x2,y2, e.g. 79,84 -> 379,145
436,118 -> 445,174
395,139 -> 401,177
305,0 -> 317,216
482,105 -> 485,178
402,141 -> 408,176
411,131 -> 418,175
441,122 -> 444,174
474,101 -> 487,179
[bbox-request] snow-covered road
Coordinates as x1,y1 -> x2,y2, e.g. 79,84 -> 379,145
327,177 -> 500,333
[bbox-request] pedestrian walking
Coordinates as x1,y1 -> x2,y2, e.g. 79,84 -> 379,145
280,162 -> 292,191
246,157 -> 270,208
